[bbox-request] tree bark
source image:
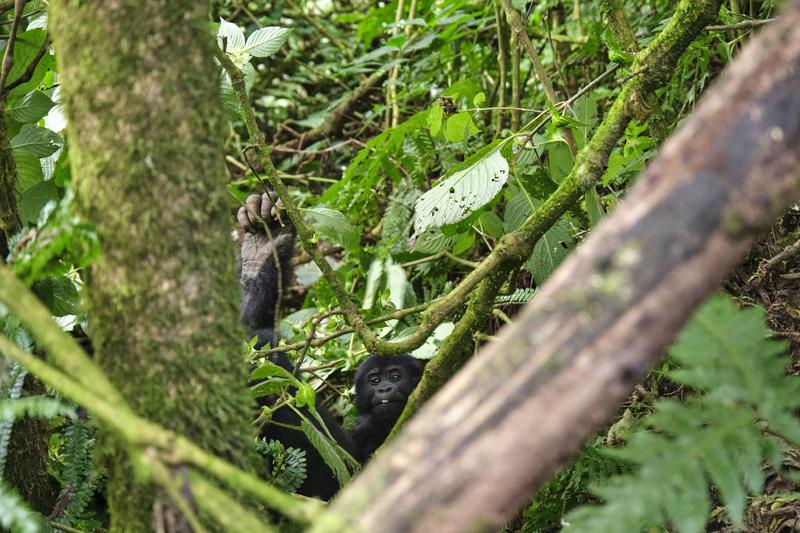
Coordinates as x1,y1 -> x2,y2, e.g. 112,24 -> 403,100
48,1 -> 258,529
315,3 -> 800,531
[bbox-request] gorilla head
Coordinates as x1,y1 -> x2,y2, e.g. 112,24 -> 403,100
352,354 -> 424,462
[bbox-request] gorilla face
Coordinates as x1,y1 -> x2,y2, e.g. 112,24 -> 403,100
352,353 -> 425,463
355,355 -> 424,419
362,363 -> 415,417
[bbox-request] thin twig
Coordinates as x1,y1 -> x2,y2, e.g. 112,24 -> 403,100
705,18 -> 775,31
499,0 -> 578,154
4,35 -> 48,93
0,0 -> 26,95
763,236 -> 800,272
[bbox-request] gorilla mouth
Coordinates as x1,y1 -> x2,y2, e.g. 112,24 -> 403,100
377,399 -> 401,406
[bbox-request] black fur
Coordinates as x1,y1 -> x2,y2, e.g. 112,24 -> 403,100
238,193 -> 424,495
239,193 -> 355,500
351,354 -> 424,463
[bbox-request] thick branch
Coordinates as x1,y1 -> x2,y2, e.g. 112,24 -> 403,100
601,0 -> 639,52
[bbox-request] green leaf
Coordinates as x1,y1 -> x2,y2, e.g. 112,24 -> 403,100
414,145 -> 509,235
15,153 -> 43,191
427,104 -> 444,137
386,259 -> 412,311
6,30 -> 52,98
585,186 -> 604,226
250,379 -> 292,398
7,90 -> 55,123
11,124 -> 61,158
444,111 -> 478,143
362,259 -> 384,310
477,211 -> 503,239
295,382 -> 316,409
526,218 -> 575,284
31,277 -> 78,317
411,228 -> 454,254
250,361 -> 296,382
243,26 -> 291,57
451,231 -> 475,256
302,207 -> 360,251
503,190 -> 575,283
17,180 -> 58,224
300,418 -> 351,487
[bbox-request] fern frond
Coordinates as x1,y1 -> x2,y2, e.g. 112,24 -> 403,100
495,288 -> 537,304
257,438 -> 308,493
564,295 -> 800,533
54,419 -> 97,526
0,480 -> 40,533
0,363 -> 27,478
0,396 -> 75,421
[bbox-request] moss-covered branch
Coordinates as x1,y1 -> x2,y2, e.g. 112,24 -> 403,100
600,0 -> 639,52
0,263 -> 321,525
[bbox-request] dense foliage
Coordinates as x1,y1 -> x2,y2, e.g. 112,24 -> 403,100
1,0 -> 798,531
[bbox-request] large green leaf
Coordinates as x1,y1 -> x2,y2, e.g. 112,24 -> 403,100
300,418 -> 351,487
302,207 -> 360,251
11,125 -> 61,158
414,145 -> 508,235
7,90 -> 55,124
503,192 -> 575,284
525,219 -> 574,284
17,180 -> 58,224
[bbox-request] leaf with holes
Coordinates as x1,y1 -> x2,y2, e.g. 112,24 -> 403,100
413,144 -> 508,236
526,218 -> 575,284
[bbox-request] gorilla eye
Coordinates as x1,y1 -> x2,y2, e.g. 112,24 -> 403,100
389,371 -> 401,382
369,376 -> 381,385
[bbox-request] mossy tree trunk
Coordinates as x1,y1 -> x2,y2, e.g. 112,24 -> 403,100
48,2 -> 258,529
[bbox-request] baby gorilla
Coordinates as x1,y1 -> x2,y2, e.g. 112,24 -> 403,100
352,354 -> 425,463
239,192 -> 356,500
238,192 -> 424,494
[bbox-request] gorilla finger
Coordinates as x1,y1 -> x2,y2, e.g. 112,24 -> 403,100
271,198 -> 285,219
245,194 -> 262,226
260,192 -> 274,221
237,206 -> 252,231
